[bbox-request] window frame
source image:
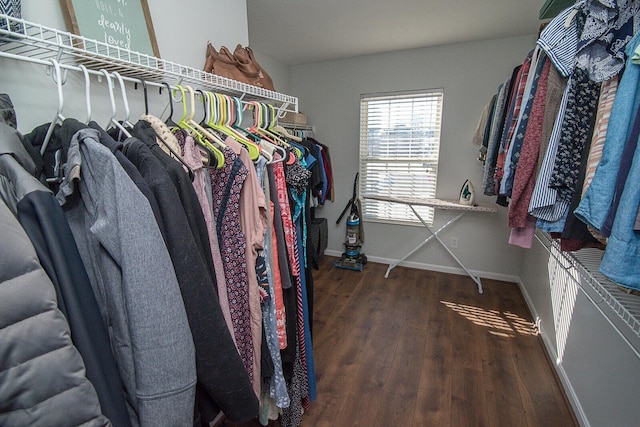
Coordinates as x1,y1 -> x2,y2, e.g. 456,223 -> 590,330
359,88 -> 444,226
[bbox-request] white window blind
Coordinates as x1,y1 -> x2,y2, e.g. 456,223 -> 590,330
359,89 -> 443,224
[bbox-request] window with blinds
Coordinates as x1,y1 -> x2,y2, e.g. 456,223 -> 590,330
359,89 -> 443,224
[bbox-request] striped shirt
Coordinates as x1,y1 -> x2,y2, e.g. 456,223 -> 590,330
528,75 -> 573,222
582,75 -> 619,197
537,1 -> 585,77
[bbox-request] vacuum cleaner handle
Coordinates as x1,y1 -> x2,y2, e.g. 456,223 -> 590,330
336,200 -> 353,224
336,173 -> 360,225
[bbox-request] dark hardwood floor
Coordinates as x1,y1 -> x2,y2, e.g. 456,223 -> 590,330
302,256 -> 577,427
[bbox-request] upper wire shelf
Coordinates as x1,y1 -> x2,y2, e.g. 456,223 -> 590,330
0,14 -> 298,112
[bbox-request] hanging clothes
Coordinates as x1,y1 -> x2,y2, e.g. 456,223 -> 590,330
527,77 -> 572,232
174,128 -> 237,344
494,50 -> 533,203
0,196 -> 111,427
225,135 -> 267,399
209,146 -> 255,385
30,120 -> 198,427
255,155 -> 290,421
508,59 -> 553,229
507,58 -> 553,248
87,121 -> 167,242
501,50 -> 549,199
575,31 -> 640,234
0,104 -> 128,426
266,154 -> 293,348
121,130 -> 258,424
548,67 -> 601,203
483,73 -> 514,196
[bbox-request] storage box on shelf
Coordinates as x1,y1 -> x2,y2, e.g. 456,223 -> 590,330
281,111 -> 308,125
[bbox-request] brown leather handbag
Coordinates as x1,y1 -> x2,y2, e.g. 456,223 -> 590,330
233,45 -> 275,91
204,42 -> 275,91
204,42 -> 246,83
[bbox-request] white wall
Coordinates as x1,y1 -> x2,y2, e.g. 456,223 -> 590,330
3,1 -> 250,134
22,0 -> 248,70
290,35 -> 536,279
520,238 -> 640,427
251,49 -> 291,95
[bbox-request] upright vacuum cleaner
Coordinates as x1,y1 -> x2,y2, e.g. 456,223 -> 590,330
334,173 -> 367,271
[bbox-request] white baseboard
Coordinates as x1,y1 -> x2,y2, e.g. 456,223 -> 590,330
515,278 -> 589,427
324,249 -> 520,284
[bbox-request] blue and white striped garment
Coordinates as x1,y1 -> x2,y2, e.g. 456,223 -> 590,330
537,1 -> 586,78
528,75 -> 573,222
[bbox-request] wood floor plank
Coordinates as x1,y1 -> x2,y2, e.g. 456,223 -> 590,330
451,367 -> 489,427
374,324 -> 428,426
302,257 -> 577,427
413,318 -> 453,427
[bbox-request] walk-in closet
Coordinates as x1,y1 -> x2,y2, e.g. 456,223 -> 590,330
1,1 -> 638,426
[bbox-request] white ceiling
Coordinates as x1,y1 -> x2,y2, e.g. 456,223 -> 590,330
247,0 -> 547,66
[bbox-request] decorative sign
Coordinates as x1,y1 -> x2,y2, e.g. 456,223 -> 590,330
60,0 -> 160,58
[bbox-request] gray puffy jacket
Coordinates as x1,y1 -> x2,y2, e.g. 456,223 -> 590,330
0,197 -> 111,426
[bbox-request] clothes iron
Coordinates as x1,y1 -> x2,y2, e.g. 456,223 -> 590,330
459,179 -> 475,206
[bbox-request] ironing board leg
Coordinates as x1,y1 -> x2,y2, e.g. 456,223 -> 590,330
385,208 -> 483,294
384,212 -> 463,278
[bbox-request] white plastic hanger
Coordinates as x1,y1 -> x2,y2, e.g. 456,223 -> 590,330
100,69 -> 131,138
78,64 -> 92,124
112,71 -> 134,130
41,58 -> 66,155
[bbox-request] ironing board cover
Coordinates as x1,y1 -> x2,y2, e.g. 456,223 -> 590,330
365,195 -> 498,213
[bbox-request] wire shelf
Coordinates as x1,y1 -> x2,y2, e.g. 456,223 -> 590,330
279,122 -> 314,131
537,232 -> 640,345
0,14 -> 298,112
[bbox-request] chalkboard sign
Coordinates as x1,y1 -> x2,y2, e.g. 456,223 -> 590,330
60,0 -> 160,58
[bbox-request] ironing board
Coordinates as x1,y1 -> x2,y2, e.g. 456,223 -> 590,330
365,195 -> 497,293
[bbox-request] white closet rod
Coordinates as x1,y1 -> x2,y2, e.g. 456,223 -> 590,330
534,232 -> 640,359
0,50 -> 252,102
0,50 -> 288,124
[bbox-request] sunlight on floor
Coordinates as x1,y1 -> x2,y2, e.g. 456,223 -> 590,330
440,300 -> 538,337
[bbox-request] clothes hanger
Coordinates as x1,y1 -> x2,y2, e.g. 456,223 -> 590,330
208,92 -> 260,160
271,103 -> 303,142
141,80 -> 149,115
272,117 -> 302,142
196,89 -> 209,124
112,71 -> 134,131
175,85 -> 225,168
194,89 -> 223,169
225,94 -> 263,143
183,86 -> 227,151
162,82 -> 178,129
100,69 -> 132,139
267,103 -> 303,163
132,80 -> 195,180
246,101 -> 275,141
229,95 -> 262,142
257,135 -> 287,164
244,100 -> 286,163
256,102 -> 296,150
248,101 -> 299,165
78,64 -> 92,124
41,58 -> 66,155
207,92 -> 260,160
